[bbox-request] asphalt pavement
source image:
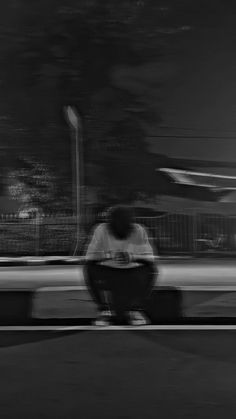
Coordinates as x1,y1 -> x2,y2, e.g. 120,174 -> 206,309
0,329 -> 236,418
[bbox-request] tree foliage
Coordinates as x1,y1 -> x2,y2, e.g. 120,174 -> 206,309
0,0 -> 200,205
8,156 -> 61,213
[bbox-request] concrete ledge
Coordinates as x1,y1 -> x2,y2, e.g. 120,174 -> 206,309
34,286 -> 236,323
33,285 -> 184,323
0,257 -> 85,266
1,286 -> 236,325
0,290 -> 34,324
33,287 -> 97,320
144,286 -> 183,322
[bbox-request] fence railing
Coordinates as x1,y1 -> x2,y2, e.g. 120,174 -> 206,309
136,213 -> 236,256
0,216 -> 73,256
0,212 -> 236,256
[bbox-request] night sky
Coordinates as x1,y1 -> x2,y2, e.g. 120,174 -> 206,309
146,1 -> 236,173
2,1 -> 235,172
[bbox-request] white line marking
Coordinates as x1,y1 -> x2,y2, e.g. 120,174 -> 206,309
1,325 -> 236,331
177,286 -> 236,291
38,286 -> 86,292
37,285 -> 236,293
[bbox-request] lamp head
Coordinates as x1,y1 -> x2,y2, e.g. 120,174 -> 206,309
64,106 -> 81,130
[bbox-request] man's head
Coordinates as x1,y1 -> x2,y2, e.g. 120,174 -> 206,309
107,205 -> 134,240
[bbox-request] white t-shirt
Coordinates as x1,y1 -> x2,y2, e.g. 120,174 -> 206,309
86,223 -> 155,268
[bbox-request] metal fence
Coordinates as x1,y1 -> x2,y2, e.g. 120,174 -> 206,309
0,212 -> 236,256
0,214 -> 78,256
136,213 -> 236,256
136,214 -> 194,255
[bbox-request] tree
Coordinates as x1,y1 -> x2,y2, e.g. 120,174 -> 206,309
0,0 -> 201,204
7,156 -> 61,213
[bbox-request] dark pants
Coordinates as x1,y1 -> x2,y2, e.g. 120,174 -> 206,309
84,262 -> 156,320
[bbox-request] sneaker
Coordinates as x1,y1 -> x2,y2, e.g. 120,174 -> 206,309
94,310 -> 112,327
128,311 -> 149,326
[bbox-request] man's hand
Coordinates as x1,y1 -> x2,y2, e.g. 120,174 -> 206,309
114,251 -> 131,265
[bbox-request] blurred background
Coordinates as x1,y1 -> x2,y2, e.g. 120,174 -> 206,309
0,0 -> 236,257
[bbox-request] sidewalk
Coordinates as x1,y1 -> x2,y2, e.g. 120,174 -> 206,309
0,255 -> 165,266
0,256 -> 84,266
0,254 -> 235,268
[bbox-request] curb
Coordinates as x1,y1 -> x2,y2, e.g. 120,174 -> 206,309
0,255 -> 163,266
0,285 -> 236,325
0,257 -> 85,266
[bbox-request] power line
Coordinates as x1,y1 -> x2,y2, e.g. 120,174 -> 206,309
147,135 -> 236,139
87,116 -> 236,135
158,126 -> 236,133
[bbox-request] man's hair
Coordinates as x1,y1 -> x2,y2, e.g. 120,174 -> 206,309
107,205 -> 134,240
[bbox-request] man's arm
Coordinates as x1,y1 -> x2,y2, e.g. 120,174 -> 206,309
131,225 -> 158,271
85,224 -> 109,264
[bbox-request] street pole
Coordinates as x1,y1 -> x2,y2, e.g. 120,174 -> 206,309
35,209 -> 41,256
64,106 -> 83,256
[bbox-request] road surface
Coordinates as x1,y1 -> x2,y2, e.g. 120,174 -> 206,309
0,329 -> 236,418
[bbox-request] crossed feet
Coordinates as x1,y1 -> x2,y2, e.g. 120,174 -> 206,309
94,310 -> 149,327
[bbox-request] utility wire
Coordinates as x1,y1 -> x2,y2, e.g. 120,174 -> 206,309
158,126 -> 236,133
147,135 -> 236,139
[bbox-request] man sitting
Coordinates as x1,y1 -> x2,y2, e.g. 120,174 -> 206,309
84,205 -> 157,326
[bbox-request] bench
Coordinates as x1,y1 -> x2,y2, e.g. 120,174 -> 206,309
2,284 -> 236,325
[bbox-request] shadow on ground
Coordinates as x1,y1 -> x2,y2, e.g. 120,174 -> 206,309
0,330 -> 86,348
134,330 -> 236,363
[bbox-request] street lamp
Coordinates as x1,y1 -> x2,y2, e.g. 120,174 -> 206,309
64,105 -> 84,256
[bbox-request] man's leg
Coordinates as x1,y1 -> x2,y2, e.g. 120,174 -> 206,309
126,263 -> 156,311
84,264 -> 133,321
106,266 -> 153,322
84,263 -> 110,312
136,262 -> 156,309
109,269 -> 132,323
84,263 -> 156,324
